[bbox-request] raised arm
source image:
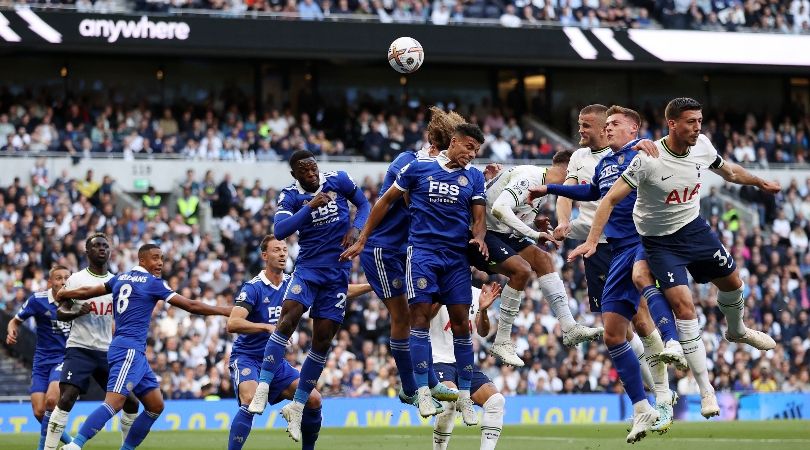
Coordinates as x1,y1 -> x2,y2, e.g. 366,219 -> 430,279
491,191 -> 544,240
56,300 -> 92,322
56,284 -> 110,303
554,177 -> 578,240
475,282 -> 501,338
710,160 -> 781,193
273,192 -> 331,240
339,185 -> 404,261
543,182 -> 601,201
568,178 -> 634,261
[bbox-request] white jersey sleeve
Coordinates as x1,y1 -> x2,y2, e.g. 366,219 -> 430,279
429,288 -> 481,364
64,269 -> 114,351
486,165 -> 546,238
565,147 -> 610,242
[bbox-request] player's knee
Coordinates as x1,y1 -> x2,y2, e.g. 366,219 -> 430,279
483,393 -> 505,415
32,404 -> 45,420
508,258 -> 531,286
632,269 -> 652,291
604,329 -> 626,347
58,389 -> 77,411
306,390 -> 322,409
45,395 -> 58,411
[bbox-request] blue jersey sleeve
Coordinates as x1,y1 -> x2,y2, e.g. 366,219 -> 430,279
15,295 -> 38,321
274,189 -> 313,239
546,183 -> 601,201
393,162 -> 416,191
471,169 -> 486,205
149,277 -> 177,303
336,172 -> 371,230
103,274 -> 119,294
234,283 -> 258,313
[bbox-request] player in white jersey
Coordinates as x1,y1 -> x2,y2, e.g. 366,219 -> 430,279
468,150 -> 603,367
44,234 -> 139,450
431,283 -> 505,450
571,97 -> 780,418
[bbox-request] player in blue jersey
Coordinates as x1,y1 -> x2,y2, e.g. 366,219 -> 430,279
57,244 -> 232,450
227,235 -> 372,450
538,106 -> 670,442
6,265 -> 74,449
342,123 -> 488,424
358,107 -> 467,407
248,150 -> 371,443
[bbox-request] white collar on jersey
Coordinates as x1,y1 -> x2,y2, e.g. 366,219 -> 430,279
295,172 -> 326,195
258,271 -> 286,290
132,265 -> 148,273
47,289 -> 57,304
437,151 -> 471,172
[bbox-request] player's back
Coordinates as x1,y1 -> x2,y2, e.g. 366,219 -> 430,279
626,135 -> 720,237
64,268 -> 114,351
16,290 -> 71,365
485,165 -> 546,234
366,150 -> 418,252
566,146 -> 611,241
593,145 -> 639,241
429,287 -> 482,364
396,153 -> 486,249
232,272 -> 290,359
276,171 -> 356,268
107,266 -> 177,353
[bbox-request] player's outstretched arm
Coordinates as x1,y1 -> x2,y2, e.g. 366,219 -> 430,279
170,295 -> 232,317
5,316 -> 21,345
227,305 -> 273,335
56,300 -> 92,322
711,160 -> 781,193
339,185 -> 404,261
476,282 -> 501,338
348,283 -> 373,299
541,182 -> 601,201
56,284 -> 109,303
554,177 -> 578,240
491,190 -> 543,240
568,179 -> 633,262
632,139 -> 660,158
342,185 -> 372,248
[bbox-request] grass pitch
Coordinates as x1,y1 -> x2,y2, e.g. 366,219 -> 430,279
2,421 -> 808,450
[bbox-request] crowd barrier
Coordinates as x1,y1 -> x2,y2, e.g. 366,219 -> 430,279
1,393 -> 807,433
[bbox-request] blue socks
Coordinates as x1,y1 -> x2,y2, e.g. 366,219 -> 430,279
642,285 -> 678,343
259,331 -> 289,384
409,328 -> 430,388
228,406 -> 255,450
427,340 -> 439,388
452,334 -> 474,391
293,351 -> 327,404
608,342 -> 647,404
390,338 -> 417,396
121,410 -> 160,450
73,402 -> 116,447
301,407 -> 322,450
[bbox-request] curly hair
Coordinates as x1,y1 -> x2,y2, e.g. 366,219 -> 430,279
426,106 -> 467,151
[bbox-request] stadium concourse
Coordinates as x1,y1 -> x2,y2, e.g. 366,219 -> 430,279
1,137 -> 809,404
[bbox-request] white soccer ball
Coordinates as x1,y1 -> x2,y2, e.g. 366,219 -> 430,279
387,37 -> 424,74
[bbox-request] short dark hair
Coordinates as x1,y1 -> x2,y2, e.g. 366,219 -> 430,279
665,97 -> 703,121
49,265 -> 70,277
552,149 -> 574,166
260,235 -> 278,252
289,150 -> 315,168
606,105 -> 641,128
138,243 -> 160,258
580,104 -> 608,117
85,232 -> 108,250
454,123 -> 485,144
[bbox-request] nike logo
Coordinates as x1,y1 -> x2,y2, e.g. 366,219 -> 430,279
662,175 -> 674,181
576,166 -> 584,171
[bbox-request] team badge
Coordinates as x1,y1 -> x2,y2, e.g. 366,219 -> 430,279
236,292 -> 247,302
126,382 -> 134,392
291,284 -> 303,295
617,154 -> 625,165
241,367 -> 251,376
45,311 -> 51,317
457,175 -> 468,186
392,279 -> 402,289
417,278 -> 428,289
518,179 -> 529,190
326,191 -> 337,201
427,176 -> 433,181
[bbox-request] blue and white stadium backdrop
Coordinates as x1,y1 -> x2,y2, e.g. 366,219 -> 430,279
0,394 -> 807,433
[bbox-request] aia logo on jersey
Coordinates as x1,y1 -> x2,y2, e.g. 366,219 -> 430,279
665,183 -> 701,204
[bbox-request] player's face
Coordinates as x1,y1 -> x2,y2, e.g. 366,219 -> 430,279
605,113 -> 638,148
86,237 -> 110,266
48,269 -> 70,292
447,135 -> 480,167
263,240 -> 288,271
578,113 -> 605,148
291,158 -> 319,192
670,109 -> 703,147
140,248 -> 164,277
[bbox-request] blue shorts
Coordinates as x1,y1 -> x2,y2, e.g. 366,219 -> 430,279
61,347 -> 110,394
406,246 -> 472,305
643,217 -> 736,290
30,360 -> 63,394
433,363 -> 492,396
229,354 -> 300,406
602,239 -> 646,321
285,265 -> 350,324
584,242 -> 612,313
360,246 -> 406,300
107,345 -> 159,398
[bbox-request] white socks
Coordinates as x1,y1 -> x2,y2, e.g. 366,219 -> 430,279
480,393 -> 505,450
495,285 -> 522,344
538,273 -> 576,332
717,287 -> 745,337
432,401 -> 456,450
676,318 -> 713,396
120,411 -> 139,442
44,406 -> 69,450
629,332 -> 654,391
640,329 -> 671,405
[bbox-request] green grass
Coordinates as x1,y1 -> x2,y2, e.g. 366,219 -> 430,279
3,421 -> 809,450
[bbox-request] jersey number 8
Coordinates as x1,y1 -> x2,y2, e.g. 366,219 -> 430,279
117,284 -> 132,314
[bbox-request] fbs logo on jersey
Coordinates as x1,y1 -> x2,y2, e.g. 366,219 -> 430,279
428,181 -> 460,203
665,184 -> 701,204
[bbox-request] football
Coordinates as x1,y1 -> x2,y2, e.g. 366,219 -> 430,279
387,37 -> 424,74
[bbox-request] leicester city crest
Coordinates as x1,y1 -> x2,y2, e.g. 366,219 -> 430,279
326,191 -> 337,201
291,284 -> 303,295
241,367 -> 251,376
457,175 -> 468,186
617,154 -> 625,165
417,278 -> 428,289
392,278 -> 402,289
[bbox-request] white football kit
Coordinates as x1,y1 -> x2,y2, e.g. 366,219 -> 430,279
63,268 -> 114,351
564,146 -> 611,242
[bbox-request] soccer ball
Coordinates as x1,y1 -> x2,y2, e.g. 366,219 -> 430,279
387,37 -> 424,74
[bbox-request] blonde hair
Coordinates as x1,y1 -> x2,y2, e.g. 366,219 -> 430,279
427,106 -> 467,151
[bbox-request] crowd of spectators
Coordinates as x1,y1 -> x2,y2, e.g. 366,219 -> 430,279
2,144 -> 809,400
655,0 -> 810,33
